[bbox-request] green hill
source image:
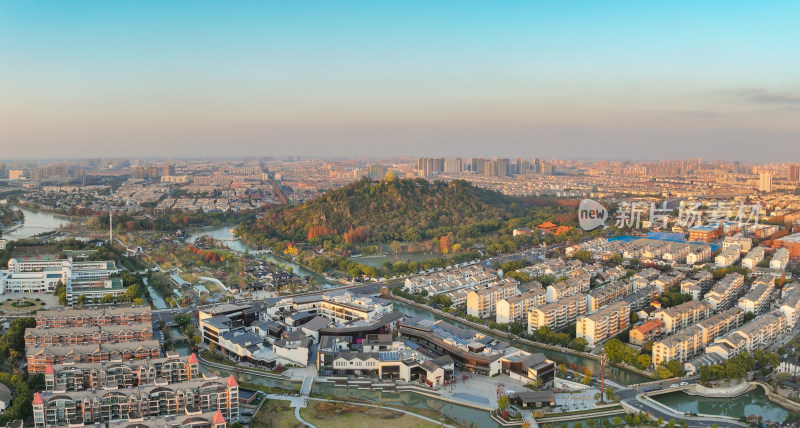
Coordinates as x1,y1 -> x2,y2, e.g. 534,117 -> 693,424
236,177 -> 525,246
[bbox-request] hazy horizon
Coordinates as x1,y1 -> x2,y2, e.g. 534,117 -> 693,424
2,1 -> 799,161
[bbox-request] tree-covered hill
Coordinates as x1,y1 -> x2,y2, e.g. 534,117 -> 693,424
237,177 -> 526,245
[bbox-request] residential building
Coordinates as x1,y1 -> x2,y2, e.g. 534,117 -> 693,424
545,276 -> 589,303
737,276 -> 775,315
741,247 -> 766,270
652,307 -> 744,365
654,300 -> 713,334
780,285 -> 800,328
496,289 -> 546,324
771,248 -> 791,270
706,310 -> 786,359
629,319 -> 665,346
24,324 -> 153,347
587,281 -> 633,313
35,306 -> 152,328
32,375 -> 239,427
402,264 -> 496,294
575,301 -> 630,347
723,234 -> 752,252
679,271 -> 714,300
527,293 -> 587,333
44,352 -> 200,392
26,341 -> 162,374
715,245 -> 741,267
686,245 -> 713,265
466,279 -> 518,319
705,273 -> 746,311
759,172 -> 773,192
778,358 -> 800,376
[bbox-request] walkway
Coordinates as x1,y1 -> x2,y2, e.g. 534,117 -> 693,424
301,376 -> 314,395
264,394 -> 316,428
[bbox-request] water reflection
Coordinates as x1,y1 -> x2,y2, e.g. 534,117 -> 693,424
653,386 -> 788,423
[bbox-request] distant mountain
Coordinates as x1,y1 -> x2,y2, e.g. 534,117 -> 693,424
237,177 -> 525,244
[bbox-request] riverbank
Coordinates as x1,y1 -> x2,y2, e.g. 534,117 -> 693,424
389,294 -> 656,383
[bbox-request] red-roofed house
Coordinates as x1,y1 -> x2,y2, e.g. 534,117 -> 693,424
629,319 -> 665,346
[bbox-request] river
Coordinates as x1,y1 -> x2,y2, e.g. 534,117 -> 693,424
0,207 -> 789,421
0,201 -> 80,240
186,225 -> 338,287
653,386 -> 788,423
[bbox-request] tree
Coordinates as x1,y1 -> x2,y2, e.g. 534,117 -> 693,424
570,337 -> 589,352
558,363 -> 568,375
76,294 -> 88,306
637,354 -> 652,369
666,420 -> 676,428
497,395 -> 510,411
605,386 -> 615,402
612,417 -> 622,426
582,375 -> 592,385
586,419 -> 596,428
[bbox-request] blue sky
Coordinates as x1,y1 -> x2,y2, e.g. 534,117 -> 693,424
1,1 -> 799,160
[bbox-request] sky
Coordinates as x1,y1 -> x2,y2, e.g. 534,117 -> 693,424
1,1 -> 799,161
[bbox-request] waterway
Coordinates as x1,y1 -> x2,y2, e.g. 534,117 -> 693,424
1,206 -> 787,421
0,201 -> 80,240
186,225 -> 338,288
392,300 -> 651,386
653,386 -> 788,423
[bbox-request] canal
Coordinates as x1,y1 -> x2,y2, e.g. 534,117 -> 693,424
186,225 -> 338,288
653,386 -> 788,423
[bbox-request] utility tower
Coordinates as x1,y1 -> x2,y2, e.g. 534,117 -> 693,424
600,351 -> 607,404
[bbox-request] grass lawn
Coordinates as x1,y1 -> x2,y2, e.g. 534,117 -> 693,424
252,399 -> 303,428
300,401 -> 443,428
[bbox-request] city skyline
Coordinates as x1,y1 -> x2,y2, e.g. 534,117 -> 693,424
1,1 -> 799,160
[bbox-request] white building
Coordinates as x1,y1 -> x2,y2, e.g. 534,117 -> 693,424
771,248 -> 790,270
741,247 -> 765,270
715,245 -> 741,268
737,277 -> 774,315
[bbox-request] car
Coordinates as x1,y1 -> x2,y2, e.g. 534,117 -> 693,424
680,382 -> 688,386
670,384 -> 679,388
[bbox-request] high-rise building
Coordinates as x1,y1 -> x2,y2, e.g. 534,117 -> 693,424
788,164 -> 800,182
759,172 -> 773,192
444,158 -> 463,173
471,158 -> 487,174
368,164 -> 387,179
485,159 -> 510,177
417,158 -> 444,177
